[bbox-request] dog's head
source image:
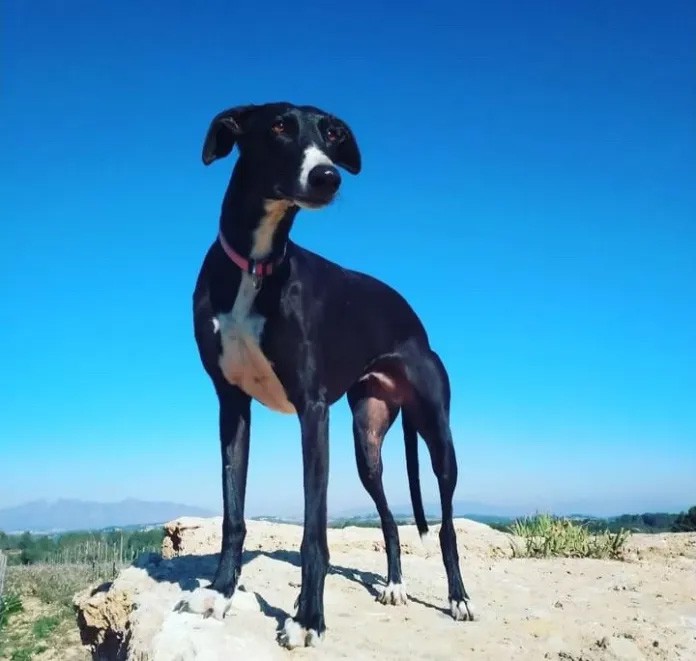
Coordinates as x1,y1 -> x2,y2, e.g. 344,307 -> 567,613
202,102 -> 361,209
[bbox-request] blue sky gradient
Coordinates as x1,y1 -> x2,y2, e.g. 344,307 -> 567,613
2,1 -> 695,517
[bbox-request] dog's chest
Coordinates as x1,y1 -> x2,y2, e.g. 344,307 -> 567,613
215,274 -> 295,414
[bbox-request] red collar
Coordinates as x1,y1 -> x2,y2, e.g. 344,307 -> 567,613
218,231 -> 286,277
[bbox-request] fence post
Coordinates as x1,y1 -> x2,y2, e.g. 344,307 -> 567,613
0,550 -> 7,597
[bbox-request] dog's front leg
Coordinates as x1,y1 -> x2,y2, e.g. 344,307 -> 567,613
210,384 -> 251,597
280,399 -> 329,648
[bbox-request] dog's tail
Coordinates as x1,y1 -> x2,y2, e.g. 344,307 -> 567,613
402,410 -> 428,538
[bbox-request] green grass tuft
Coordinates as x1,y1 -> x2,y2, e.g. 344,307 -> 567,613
10,648 -> 34,661
32,614 -> 61,640
509,513 -> 630,559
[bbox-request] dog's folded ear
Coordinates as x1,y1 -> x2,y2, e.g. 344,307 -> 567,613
202,105 -> 257,165
333,119 -> 361,175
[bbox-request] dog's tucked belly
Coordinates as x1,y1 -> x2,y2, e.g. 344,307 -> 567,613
215,273 -> 295,414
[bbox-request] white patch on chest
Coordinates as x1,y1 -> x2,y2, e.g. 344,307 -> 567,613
215,200 -> 295,414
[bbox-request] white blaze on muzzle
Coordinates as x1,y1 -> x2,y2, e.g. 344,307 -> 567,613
298,144 -> 334,191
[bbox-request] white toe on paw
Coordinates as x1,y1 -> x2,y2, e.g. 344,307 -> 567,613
378,581 -> 409,606
279,618 -> 321,648
176,587 -> 234,620
450,598 -> 474,621
305,629 -> 321,647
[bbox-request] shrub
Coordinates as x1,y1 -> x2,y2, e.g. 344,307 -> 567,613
509,513 -> 630,560
0,593 -> 23,631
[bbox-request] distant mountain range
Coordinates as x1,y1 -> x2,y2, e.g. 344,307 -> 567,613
2,497 -> 687,534
332,500 -> 533,521
0,499 -> 218,533
328,499 -> 687,522
249,501 -> 530,527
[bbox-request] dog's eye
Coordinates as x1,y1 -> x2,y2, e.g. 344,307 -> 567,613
271,120 -> 286,135
326,127 -> 340,143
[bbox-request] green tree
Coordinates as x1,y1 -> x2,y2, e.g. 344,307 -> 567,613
672,506 -> 696,532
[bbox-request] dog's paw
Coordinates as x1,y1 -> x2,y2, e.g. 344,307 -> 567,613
450,598 -> 475,621
278,617 -> 322,649
377,581 -> 409,606
175,587 -> 234,621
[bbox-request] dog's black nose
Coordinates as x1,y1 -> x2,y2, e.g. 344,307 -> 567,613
307,165 -> 341,195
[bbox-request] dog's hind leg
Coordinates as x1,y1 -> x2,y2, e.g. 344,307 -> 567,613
347,382 -> 407,605
404,348 -> 474,621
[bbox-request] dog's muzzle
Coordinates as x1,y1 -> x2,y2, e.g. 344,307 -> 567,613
307,165 -> 341,197
275,163 -> 342,209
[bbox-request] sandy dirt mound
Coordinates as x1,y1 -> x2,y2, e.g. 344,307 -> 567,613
74,517 -> 696,660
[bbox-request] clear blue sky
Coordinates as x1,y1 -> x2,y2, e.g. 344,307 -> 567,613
2,1 -> 694,518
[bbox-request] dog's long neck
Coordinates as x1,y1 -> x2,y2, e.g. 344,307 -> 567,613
219,164 -> 299,261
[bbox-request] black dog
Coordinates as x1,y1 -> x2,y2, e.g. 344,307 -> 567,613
191,102 -> 473,648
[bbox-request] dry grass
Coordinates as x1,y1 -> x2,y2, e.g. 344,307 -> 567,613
509,513 -> 631,559
0,595 -> 88,660
5,563 -> 115,611
0,564 -> 110,660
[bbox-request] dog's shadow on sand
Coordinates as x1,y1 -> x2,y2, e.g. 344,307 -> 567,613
138,548 -> 415,629
250,548 -> 384,598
